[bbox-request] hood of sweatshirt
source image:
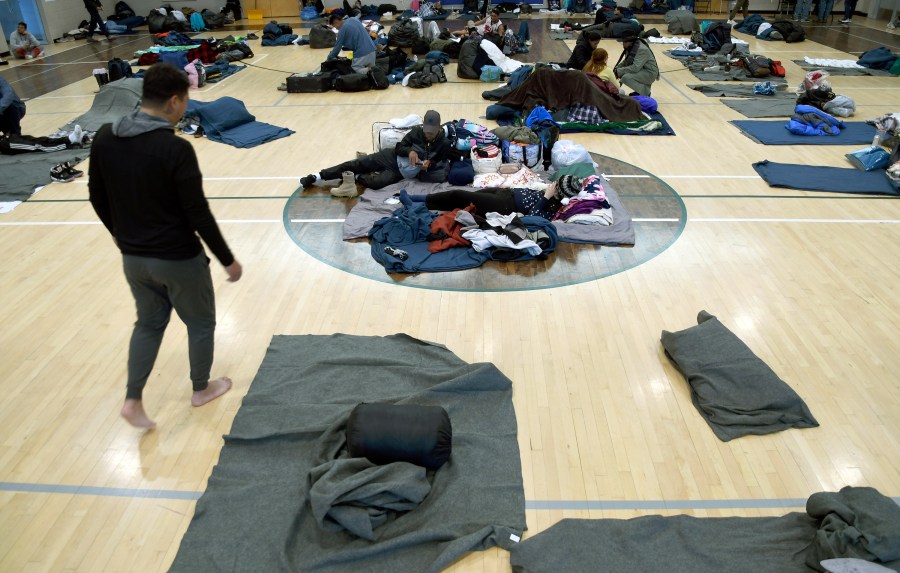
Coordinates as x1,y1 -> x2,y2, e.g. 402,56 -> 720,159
112,110 -> 174,138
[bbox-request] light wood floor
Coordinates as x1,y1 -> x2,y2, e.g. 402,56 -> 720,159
1,14 -> 899,572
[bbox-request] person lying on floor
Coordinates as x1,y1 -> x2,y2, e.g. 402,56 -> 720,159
300,110 -> 451,197
0,125 -> 89,155
396,174 -> 602,220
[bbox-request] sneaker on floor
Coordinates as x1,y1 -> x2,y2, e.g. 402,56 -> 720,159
299,174 -> 317,188
840,17 -> 851,23
50,163 -> 81,183
37,50 -> 45,58
277,82 -> 287,91
726,19 -> 736,25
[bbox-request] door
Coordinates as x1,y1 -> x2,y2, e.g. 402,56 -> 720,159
0,0 -> 47,44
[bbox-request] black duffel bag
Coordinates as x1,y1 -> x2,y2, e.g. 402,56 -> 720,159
287,72 -> 333,93
368,67 -> 389,89
309,24 -> 337,48
334,72 -> 372,92
320,57 -> 354,75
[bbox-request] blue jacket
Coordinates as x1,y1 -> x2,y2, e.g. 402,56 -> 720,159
786,104 -> 844,136
327,17 -> 376,60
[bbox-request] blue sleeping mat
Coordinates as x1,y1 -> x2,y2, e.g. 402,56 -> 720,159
753,160 -> 900,196
187,97 -> 294,148
731,120 -> 876,145
560,112 -> 676,136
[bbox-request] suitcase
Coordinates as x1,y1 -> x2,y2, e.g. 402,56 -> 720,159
371,122 -> 412,151
286,72 -> 333,93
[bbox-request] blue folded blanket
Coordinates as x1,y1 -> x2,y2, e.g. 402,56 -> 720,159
186,97 -> 294,148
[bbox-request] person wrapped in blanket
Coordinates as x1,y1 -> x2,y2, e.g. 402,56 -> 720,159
398,174 -> 614,225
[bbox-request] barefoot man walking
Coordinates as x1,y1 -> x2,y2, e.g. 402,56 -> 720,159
88,63 -> 242,429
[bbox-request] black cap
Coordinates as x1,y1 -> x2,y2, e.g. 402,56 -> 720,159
423,110 -> 441,135
618,30 -> 639,42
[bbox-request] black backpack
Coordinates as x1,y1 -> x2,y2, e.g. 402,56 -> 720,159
115,1 -> 136,17
107,57 -> 133,82
310,24 -> 337,48
368,67 -> 389,89
406,71 -> 433,88
702,22 -> 731,52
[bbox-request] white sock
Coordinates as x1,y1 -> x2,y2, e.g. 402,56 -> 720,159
69,125 -> 83,145
314,173 -> 322,183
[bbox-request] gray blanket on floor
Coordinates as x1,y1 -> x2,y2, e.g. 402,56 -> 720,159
342,178 -> 636,246
791,61 -> 895,77
169,333 -> 527,573
660,310 -> 818,441
0,149 -> 86,202
689,83 -> 797,98
509,487 -> 900,573
61,77 -> 142,132
723,98 -> 797,117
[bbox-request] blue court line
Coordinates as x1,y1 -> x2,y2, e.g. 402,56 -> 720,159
2,481 -> 897,509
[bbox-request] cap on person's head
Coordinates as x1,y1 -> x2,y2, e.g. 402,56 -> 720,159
618,30 -> 639,43
556,175 -> 583,198
423,110 -> 441,135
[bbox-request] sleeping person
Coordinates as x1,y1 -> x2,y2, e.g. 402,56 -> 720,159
398,175 -> 610,223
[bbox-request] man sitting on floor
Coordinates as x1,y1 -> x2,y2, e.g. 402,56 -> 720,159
9,22 -> 44,60
327,14 -> 377,74
613,30 -> 659,96
300,110 -> 451,198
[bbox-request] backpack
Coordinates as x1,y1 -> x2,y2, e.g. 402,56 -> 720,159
115,0 -> 136,17
309,24 -> 337,48
422,62 -> 447,83
702,22 -> 731,52
107,57 -> 133,82
190,12 -> 206,32
368,67 -> 389,89
446,120 -> 500,150
406,71 -> 433,88
502,30 -> 519,55
741,54 -> 771,78
389,18 -> 421,47
193,61 -> 207,87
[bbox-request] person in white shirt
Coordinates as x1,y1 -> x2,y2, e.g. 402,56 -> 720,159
472,9 -> 506,36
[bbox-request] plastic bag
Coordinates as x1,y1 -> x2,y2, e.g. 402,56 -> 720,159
845,146 -> 891,172
551,140 -> 592,170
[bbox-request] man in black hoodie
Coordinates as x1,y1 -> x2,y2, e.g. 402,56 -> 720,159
83,0 -> 112,42
89,63 -> 242,429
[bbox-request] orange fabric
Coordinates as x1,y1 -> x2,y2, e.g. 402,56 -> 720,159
428,204 -> 476,253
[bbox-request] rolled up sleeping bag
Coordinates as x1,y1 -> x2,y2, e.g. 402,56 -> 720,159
346,403 -> 452,470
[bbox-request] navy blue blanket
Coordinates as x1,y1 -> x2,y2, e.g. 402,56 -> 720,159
369,205 -> 558,273
732,120 -> 876,145
753,160 -> 899,195
187,97 -> 294,148
560,112 -> 676,136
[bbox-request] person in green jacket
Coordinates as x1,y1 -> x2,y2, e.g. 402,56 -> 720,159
613,30 -> 659,96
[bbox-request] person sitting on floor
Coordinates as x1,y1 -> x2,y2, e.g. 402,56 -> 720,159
327,14 -> 377,74
584,47 -> 621,90
9,22 -> 44,60
471,9 -> 506,36
566,29 -> 602,70
613,30 -> 659,96
0,77 -> 26,136
300,110 -> 451,197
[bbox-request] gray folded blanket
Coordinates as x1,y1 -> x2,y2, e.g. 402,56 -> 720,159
661,310 -> 818,441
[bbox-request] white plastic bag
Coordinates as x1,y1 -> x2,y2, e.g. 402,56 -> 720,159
551,140 -> 592,169
471,146 -> 502,174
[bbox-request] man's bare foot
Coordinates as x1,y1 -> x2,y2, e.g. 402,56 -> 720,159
121,399 -> 156,429
191,377 -> 233,407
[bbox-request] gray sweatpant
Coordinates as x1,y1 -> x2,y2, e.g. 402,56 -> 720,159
123,253 -> 216,400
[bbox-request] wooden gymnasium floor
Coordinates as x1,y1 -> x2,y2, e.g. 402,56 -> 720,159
1,11 -> 899,572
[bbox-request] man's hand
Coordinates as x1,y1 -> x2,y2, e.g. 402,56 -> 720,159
225,261 -> 243,282
421,159 -> 431,170
408,151 -> 419,165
